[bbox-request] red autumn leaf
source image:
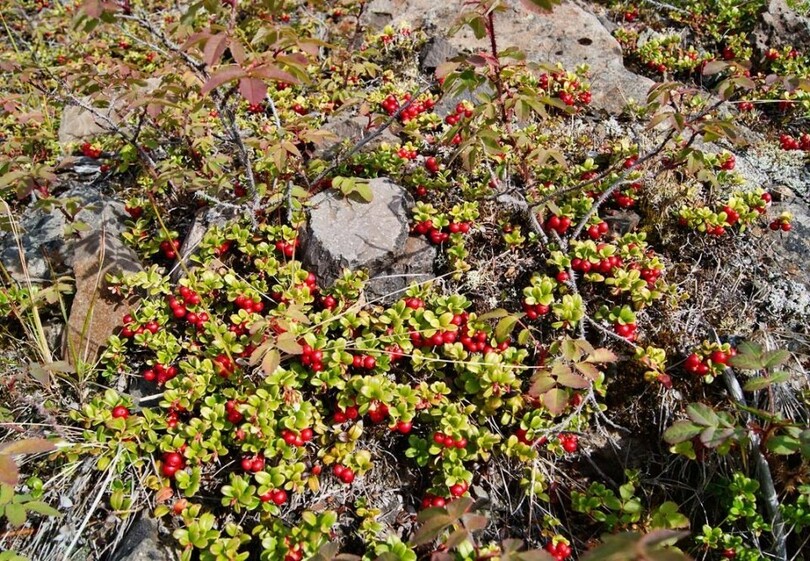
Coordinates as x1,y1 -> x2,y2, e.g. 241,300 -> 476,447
200,65 -> 246,96
238,77 -> 267,105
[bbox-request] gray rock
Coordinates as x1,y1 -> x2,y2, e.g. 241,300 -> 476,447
313,114 -> 400,160
172,205 -> 239,281
0,182 -> 130,282
755,0 -> 810,52
603,209 -> 641,235
420,36 -> 458,73
58,78 -> 163,149
363,0 -> 654,114
112,516 -> 172,561
303,178 -> 413,286
366,236 -> 436,302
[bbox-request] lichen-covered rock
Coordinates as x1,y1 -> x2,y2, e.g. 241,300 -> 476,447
112,516 -> 173,561
364,0 -> 654,114
0,182 -> 130,282
304,178 -> 413,286
366,235 -> 436,302
755,0 -> 810,51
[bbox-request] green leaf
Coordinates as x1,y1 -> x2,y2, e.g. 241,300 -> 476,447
494,315 -> 520,343
0,484 -> 13,505
686,403 -> 719,427
409,510 -> 454,546
4,503 -> 26,527
23,501 -> 60,517
766,435 -> 800,455
762,349 -> 790,369
662,421 -> 702,444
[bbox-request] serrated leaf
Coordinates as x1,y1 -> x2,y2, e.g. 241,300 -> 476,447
528,373 -> 556,396
443,528 -> 469,549
743,376 -> 776,392
495,315 -> 519,343
203,33 -> 228,67
276,332 -> 303,355
200,65 -> 246,95
686,403 -> 719,427
261,349 -> 280,376
238,77 -> 267,106
574,361 -> 600,381
662,421 -> 703,444
728,354 -> 762,370
517,328 -> 531,346
557,369 -> 590,389
4,502 -> 26,527
766,435 -> 800,455
762,349 -> 790,369
542,388 -> 569,416
0,484 -> 13,505
586,347 -> 618,363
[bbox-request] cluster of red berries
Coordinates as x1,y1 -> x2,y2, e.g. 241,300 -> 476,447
120,314 -> 159,338
80,142 -> 102,158
241,454 -> 265,473
623,6 -> 639,21
281,428 -> 314,447
161,450 -> 186,478
586,221 -> 610,240
684,348 -> 734,376
143,363 -> 179,385
213,354 -> 236,378
638,266 -> 662,286
283,542 -> 304,561
332,464 -> 355,484
444,102 -> 473,126
333,405 -> 359,424
159,239 -> 180,260
544,540 -> 573,561
234,294 -> 265,314
367,402 -> 389,424
300,343 -> 325,372
274,238 -> 299,257
259,488 -> 288,505
614,322 -> 638,341
420,494 -> 449,509
214,240 -> 232,257
169,286 -> 203,318
544,214 -> 572,235
396,146 -> 418,160
571,254 -> 623,275
317,293 -> 338,311
779,133 -> 810,151
432,432 -> 468,450
769,217 -> 792,232
380,92 -> 434,123
522,300 -> 550,320
558,433 -> 579,453
225,400 -> 243,424
166,408 -> 182,429
247,103 -> 264,114
411,219 -> 471,245
613,189 -> 636,208
112,405 -> 130,419
291,103 -> 307,115
351,353 -> 377,370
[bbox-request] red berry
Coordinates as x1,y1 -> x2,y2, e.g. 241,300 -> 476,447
164,452 -> 184,467
433,432 -> 446,446
272,489 -> 288,505
112,405 -> 130,419
710,350 -> 729,365
425,157 -> 439,174
449,484 -> 465,497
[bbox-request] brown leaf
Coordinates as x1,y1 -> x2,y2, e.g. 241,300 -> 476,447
0,438 -> 57,457
542,388 -> 569,416
204,34 -> 229,68
238,77 -> 267,105
276,332 -> 303,355
0,455 -> 19,486
200,65 -> 246,96
261,349 -> 280,377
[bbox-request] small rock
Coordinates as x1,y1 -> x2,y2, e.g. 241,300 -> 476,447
112,516 -> 172,561
303,178 -> 413,286
754,0 -> 810,52
419,36 -> 458,72
366,236 -> 436,302
172,205 -> 239,281
313,114 -> 399,160
603,209 -> 641,235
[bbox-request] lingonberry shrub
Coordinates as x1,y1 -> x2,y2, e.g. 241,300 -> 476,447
2,0 -> 808,560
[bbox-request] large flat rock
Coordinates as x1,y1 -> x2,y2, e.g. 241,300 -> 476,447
304,178 -> 413,286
